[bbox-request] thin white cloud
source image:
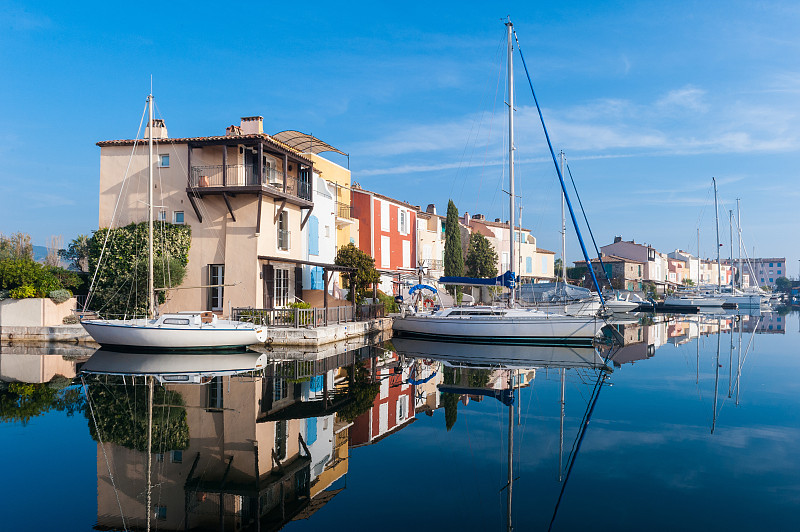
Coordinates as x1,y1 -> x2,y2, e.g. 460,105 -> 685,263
656,86 -> 708,112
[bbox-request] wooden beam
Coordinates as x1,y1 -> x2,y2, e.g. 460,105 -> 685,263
257,142 -> 263,184
255,193 -> 262,235
300,205 -> 314,230
222,193 -> 236,222
187,192 -> 203,223
283,153 -> 288,193
222,145 -> 227,186
273,199 -> 286,222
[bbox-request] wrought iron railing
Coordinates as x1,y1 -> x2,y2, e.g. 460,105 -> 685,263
189,165 -> 312,201
336,202 -> 352,219
232,303 -> 384,328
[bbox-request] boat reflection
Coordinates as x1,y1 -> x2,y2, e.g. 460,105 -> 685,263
82,345 -> 383,531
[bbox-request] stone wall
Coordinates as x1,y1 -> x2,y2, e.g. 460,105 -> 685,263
0,297 -> 77,327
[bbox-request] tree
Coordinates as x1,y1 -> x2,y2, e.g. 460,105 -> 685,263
775,276 -> 792,293
87,222 -> 191,316
59,234 -> 91,272
682,278 -> 696,286
0,232 -> 33,261
465,232 -> 498,278
444,200 -> 464,297
335,243 -> 380,303
554,258 -> 563,280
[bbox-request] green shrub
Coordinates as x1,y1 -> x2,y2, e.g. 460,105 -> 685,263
10,285 -> 36,299
377,291 -> 399,313
288,301 -> 311,309
48,289 -> 73,304
62,314 -> 80,324
0,258 -> 62,297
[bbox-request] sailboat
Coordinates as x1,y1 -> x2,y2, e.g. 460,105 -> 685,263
81,94 -> 267,350
393,21 -> 606,346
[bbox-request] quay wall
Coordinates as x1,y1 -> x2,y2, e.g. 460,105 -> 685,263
0,297 -> 77,327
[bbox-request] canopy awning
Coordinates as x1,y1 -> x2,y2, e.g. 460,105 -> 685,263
271,130 -> 348,156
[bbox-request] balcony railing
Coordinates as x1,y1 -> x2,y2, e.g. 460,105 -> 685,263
232,303 -> 385,328
425,259 -> 444,271
336,202 -> 352,220
189,165 -> 311,201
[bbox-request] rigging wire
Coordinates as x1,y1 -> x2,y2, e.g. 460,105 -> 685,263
565,161 -> 611,287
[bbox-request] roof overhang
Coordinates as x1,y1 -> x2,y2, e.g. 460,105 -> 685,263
272,130 -> 348,156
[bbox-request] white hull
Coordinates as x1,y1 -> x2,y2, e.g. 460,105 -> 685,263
603,299 -> 640,314
528,299 -> 601,316
82,349 -> 268,380
393,307 -> 604,345
392,337 -> 606,369
82,314 -> 266,350
664,296 -> 725,307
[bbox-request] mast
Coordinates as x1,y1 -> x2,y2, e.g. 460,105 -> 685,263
560,151 -> 567,284
558,368 -> 565,482
736,199 -> 742,289
146,375 -> 154,532
713,177 -> 721,290
147,94 -> 155,318
507,370 -> 514,532
712,317 -> 721,434
696,228 -> 700,286
506,20 -> 516,308
729,210 -> 734,291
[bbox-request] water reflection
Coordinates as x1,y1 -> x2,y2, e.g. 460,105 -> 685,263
1,309 -> 796,530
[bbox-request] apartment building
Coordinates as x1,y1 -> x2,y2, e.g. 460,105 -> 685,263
97,116 -> 351,313
350,185 -> 418,294
722,257 -> 786,288
573,255 -> 644,291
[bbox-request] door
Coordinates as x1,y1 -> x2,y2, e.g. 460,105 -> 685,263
208,264 -> 224,311
263,264 -> 274,308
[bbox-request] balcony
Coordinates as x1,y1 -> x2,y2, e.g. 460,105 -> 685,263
426,259 -> 444,271
189,164 -> 312,203
335,202 -> 354,227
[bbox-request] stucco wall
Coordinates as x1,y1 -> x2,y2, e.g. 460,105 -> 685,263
0,297 -> 76,326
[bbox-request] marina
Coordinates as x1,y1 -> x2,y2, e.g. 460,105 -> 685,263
1,308 -> 798,530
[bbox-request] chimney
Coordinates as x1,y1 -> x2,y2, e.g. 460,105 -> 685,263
614,236 -> 622,243
472,213 -> 485,221
495,218 -> 501,223
225,125 -> 242,136
144,118 -> 168,140
426,204 -> 437,215
240,116 -> 264,135
462,212 -> 469,224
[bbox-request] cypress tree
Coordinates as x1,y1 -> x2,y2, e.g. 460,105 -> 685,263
444,199 -> 464,298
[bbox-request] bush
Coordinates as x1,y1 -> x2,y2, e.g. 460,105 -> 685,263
10,285 -> 36,299
377,291 -> 399,313
288,301 -> 311,309
0,258 -> 62,297
48,289 -> 73,304
62,314 -> 80,324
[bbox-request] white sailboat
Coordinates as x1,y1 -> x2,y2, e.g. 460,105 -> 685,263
81,94 -> 266,350
393,21 -> 605,346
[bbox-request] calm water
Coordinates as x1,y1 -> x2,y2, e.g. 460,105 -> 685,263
1,310 -> 798,531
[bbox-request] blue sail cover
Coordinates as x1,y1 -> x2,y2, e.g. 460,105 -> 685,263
439,270 -> 517,288
408,284 -> 438,295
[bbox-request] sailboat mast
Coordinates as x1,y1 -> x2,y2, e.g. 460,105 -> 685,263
736,199 -> 742,289
697,228 -> 700,286
507,371 -> 514,532
729,210 -> 734,290
713,177 -> 721,290
146,375 -> 154,532
147,94 -> 155,318
506,20 -> 516,309
560,151 -> 567,283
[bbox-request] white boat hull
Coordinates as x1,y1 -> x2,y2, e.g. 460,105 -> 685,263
664,297 -> 725,307
393,309 -> 604,345
81,318 -> 266,350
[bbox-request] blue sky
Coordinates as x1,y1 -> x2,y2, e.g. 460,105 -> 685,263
2,1 -> 799,273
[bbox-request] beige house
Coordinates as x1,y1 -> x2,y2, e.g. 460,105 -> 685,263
416,204 -> 446,279
97,116 -> 348,314
460,213 -> 555,282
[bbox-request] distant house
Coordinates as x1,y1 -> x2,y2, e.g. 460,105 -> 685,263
721,257 -> 785,289
573,255 -> 644,292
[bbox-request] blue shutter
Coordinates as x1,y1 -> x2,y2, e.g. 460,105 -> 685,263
526,256 -> 532,273
308,216 -> 319,256
310,267 -> 323,290
306,417 -> 318,445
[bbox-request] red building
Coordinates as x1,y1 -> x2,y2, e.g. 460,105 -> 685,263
351,186 -> 418,293
350,353 -> 415,447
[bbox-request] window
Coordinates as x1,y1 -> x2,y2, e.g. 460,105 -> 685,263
381,201 -> 390,231
397,395 -> 409,423
381,235 -> 390,268
541,256 -> 547,273
163,318 -> 190,325
208,265 -> 224,311
769,278 -> 773,283
526,256 -> 532,274
159,154 -> 169,167
208,377 -> 224,409
399,209 -> 407,234
769,263 -> 773,267
155,506 -> 167,521
158,210 -> 166,222
274,268 -> 290,307
273,378 -> 289,402
277,211 -> 289,251
778,270 -> 781,275
173,211 -> 184,224
171,450 -> 182,463
275,420 -> 288,461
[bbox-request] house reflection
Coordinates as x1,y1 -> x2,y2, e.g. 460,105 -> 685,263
90,345 -> 380,531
